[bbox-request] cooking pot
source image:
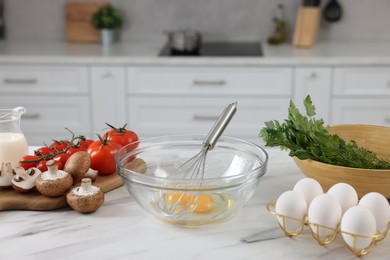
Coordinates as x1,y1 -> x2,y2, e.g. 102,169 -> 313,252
165,30 -> 202,54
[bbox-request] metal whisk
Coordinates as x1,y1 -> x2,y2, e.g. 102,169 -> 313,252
157,102 -> 237,218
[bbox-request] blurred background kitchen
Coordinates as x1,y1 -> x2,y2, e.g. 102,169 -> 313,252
3,0 -> 390,43
1,0 -> 390,147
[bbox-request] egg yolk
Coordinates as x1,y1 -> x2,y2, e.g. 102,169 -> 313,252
165,192 -> 214,213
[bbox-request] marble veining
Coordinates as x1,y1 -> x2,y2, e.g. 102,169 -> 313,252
2,149 -> 390,259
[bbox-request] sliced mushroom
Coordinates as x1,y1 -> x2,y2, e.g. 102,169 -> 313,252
64,151 -> 94,184
35,160 -> 73,197
12,167 -> 41,193
66,178 -> 104,213
0,162 -> 14,188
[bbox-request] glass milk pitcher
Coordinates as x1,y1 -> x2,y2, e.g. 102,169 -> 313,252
0,107 -> 29,168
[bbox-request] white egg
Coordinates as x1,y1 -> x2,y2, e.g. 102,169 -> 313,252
275,190 -> 307,233
359,192 -> 390,233
308,194 -> 342,237
293,178 -> 323,206
327,183 -> 358,214
341,206 -> 377,251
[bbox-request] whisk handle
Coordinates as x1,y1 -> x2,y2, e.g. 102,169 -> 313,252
203,102 -> 237,150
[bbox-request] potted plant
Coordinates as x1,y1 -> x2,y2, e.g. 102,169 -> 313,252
91,4 -> 123,45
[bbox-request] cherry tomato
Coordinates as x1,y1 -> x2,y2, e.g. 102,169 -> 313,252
79,139 -> 94,151
49,140 -> 70,152
103,123 -> 139,148
53,153 -> 71,170
87,135 -> 122,175
19,155 -> 41,170
66,147 -> 82,155
37,160 -> 48,172
38,160 -> 63,172
34,147 -> 55,156
55,161 -> 64,171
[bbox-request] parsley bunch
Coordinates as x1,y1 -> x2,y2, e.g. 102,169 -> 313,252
259,96 -> 390,169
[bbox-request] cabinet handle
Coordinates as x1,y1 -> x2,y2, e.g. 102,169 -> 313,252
193,115 -> 220,121
308,72 -> 318,79
101,71 -> 112,78
192,80 -> 226,86
4,78 -> 38,84
23,113 -> 40,119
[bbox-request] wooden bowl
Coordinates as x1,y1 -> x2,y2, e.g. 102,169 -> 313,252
293,124 -> 390,198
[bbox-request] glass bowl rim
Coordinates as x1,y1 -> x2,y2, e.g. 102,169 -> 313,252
115,134 -> 268,188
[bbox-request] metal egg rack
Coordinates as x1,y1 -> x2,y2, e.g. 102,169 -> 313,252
267,199 -> 390,257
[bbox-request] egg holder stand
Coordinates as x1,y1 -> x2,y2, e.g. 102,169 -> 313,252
267,199 -> 390,257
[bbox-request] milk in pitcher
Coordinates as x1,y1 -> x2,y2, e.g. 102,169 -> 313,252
0,107 -> 29,168
0,132 -> 28,168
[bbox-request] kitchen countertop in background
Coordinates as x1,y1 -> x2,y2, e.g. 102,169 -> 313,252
1,40 -> 390,65
1,148 -> 390,259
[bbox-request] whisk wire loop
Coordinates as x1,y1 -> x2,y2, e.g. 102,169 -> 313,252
179,146 -> 208,180
155,102 -> 237,218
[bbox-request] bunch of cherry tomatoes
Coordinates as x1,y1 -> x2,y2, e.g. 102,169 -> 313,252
19,123 -> 138,175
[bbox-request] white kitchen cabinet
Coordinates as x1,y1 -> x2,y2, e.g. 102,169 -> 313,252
127,96 -> 290,144
127,66 -> 293,96
0,95 -> 91,145
126,65 -> 293,144
90,66 -> 127,135
0,65 -> 88,93
3,60 -> 390,148
332,66 -> 390,125
294,67 -> 332,123
0,64 -> 92,145
331,98 -> 390,126
334,67 -> 390,96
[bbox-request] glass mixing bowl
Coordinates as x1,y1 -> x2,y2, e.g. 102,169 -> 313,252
115,135 -> 268,226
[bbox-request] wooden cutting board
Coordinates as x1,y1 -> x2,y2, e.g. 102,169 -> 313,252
65,2 -> 107,42
0,173 -> 123,211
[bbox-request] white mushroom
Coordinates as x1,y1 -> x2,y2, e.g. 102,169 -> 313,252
0,162 -> 14,188
66,178 -> 104,213
64,151 -> 97,184
35,160 -> 73,197
11,167 -> 41,193
84,168 -> 98,181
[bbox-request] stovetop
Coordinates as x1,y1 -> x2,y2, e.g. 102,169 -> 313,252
159,42 -> 263,57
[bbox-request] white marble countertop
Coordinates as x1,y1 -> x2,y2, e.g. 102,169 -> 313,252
1,40 -> 390,66
2,148 -> 389,259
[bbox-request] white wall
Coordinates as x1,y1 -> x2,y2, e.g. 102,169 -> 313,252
4,0 -> 390,42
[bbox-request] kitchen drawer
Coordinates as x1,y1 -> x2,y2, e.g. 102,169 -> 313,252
127,66 -> 292,96
90,66 -> 127,135
0,95 -> 92,145
127,97 -> 290,141
331,98 -> 390,126
294,67 -> 332,123
0,65 -> 89,94
333,67 -> 390,96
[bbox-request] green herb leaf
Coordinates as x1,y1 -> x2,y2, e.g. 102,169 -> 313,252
259,95 -> 390,170
303,95 -> 316,117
